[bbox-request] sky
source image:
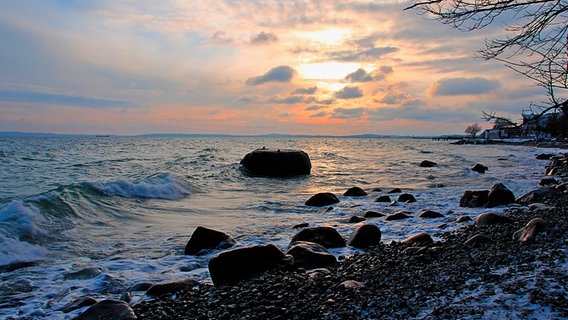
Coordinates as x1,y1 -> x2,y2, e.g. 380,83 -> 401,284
0,0 -> 550,136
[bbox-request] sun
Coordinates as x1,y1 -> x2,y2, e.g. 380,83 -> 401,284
296,28 -> 352,45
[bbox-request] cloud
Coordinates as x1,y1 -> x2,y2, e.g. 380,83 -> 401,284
305,105 -> 325,111
210,30 -> 234,44
430,77 -> 501,96
246,66 -> 296,86
335,86 -> 363,99
292,86 -> 317,95
250,31 -> 278,45
345,68 -> 374,83
310,111 -> 327,118
269,95 -> 304,104
329,46 -> 399,62
380,91 -> 414,105
372,66 -> 394,81
0,90 -> 129,108
330,107 -> 366,119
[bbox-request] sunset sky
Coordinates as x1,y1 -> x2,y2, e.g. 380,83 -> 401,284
0,1 -> 549,136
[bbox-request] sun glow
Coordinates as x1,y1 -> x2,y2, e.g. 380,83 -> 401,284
298,62 -> 361,80
297,28 -> 351,45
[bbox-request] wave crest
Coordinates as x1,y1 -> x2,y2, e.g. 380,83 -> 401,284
90,174 -> 190,200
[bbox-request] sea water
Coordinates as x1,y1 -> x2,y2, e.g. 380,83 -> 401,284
0,137 -> 554,318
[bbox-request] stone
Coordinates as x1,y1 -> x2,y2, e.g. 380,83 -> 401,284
208,244 -> 292,286
293,222 -> 309,229
305,192 -> 340,207
290,227 -> 346,248
343,187 -> 367,197
419,160 -> 437,167
539,178 -> 558,186
76,300 -> 136,320
58,296 -> 98,313
347,224 -> 382,249
464,234 -> 493,247
348,216 -> 366,223
63,267 -> 103,280
459,190 -> 489,208
536,153 -> 554,160
385,211 -> 411,221
339,280 -> 365,290
419,210 -> 444,218
487,183 -> 515,208
513,218 -> 553,243
240,148 -> 311,177
146,278 -> 200,296
398,193 -> 417,203
364,211 -> 385,218
516,187 -> 562,205
456,216 -> 472,223
286,241 -> 336,269
402,232 -> 433,246
374,195 -> 391,202
471,163 -> 488,174
184,226 -> 236,255
474,212 -> 512,226
387,188 -> 402,194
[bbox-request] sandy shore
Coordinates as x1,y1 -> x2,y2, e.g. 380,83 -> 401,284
126,154 -> 568,319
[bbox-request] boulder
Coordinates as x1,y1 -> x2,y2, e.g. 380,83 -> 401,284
208,244 -> 292,286
339,280 -> 365,290
374,195 -> 391,202
471,163 -> 488,174
398,193 -> 417,203
388,188 -> 402,194
516,187 -> 563,205
286,241 -> 336,269
76,300 -> 136,320
539,178 -> 558,186
146,278 -> 200,296
364,211 -> 385,218
474,212 -> 512,226
344,187 -> 367,197
240,148 -> 311,177
456,215 -> 472,223
536,153 -> 554,160
459,190 -> 489,208
402,232 -> 433,246
293,222 -> 309,229
290,227 -> 346,248
464,234 -> 493,247
347,224 -> 382,249
348,216 -> 366,223
487,183 -> 515,208
385,211 -> 411,221
419,160 -> 437,167
419,210 -> 444,218
513,218 -> 553,243
58,296 -> 98,313
305,192 -> 340,207
184,226 -> 236,255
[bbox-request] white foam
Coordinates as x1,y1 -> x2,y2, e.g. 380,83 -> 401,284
90,174 -> 190,200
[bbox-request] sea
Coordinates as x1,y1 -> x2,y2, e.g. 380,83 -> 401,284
0,136 -> 557,318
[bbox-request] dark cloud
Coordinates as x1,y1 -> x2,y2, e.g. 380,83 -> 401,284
329,46 -> 398,62
330,107 -> 366,119
0,90 -> 129,108
305,105 -> 324,111
269,95 -> 304,104
335,86 -> 363,99
372,66 -> 394,81
310,111 -> 327,118
292,86 -> 317,95
210,31 -> 234,44
345,68 -> 374,83
246,66 -> 295,85
430,77 -> 500,96
380,91 -> 413,105
250,31 -> 278,45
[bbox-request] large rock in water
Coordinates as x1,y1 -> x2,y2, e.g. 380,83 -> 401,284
487,183 -> 515,208
240,148 -> 311,177
347,224 -> 382,249
305,192 -> 340,207
290,227 -> 346,248
208,244 -> 292,286
184,226 -> 236,255
460,190 -> 489,208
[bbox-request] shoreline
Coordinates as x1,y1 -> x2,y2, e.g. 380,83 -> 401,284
79,152 -> 568,319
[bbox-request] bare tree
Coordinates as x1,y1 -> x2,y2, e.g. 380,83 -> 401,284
465,123 -> 482,137
406,0 -> 568,117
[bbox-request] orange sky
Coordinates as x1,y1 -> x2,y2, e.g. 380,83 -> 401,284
0,1 -> 549,135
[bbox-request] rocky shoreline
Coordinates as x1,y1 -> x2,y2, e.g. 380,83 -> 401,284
79,153 -> 568,319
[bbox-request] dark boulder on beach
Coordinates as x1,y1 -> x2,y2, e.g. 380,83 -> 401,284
305,192 -> 340,207
347,224 -> 382,249
419,160 -> 437,167
516,187 -> 563,205
290,227 -> 346,248
456,215 -> 472,223
385,211 -> 411,221
419,210 -> 444,218
401,232 -> 433,245
540,178 -> 558,186
184,226 -> 236,255
471,163 -> 488,174
374,195 -> 391,202
536,153 -> 554,160
513,218 -> 553,243
77,299 -> 136,320
348,215 -> 366,223
344,187 -> 367,197
146,278 -> 200,296
460,190 -> 489,208
208,244 -> 292,286
388,188 -> 402,194
286,241 -> 336,269
474,212 -> 512,226
398,193 -> 417,203
487,183 -> 515,208
464,234 -> 493,247
58,296 -> 98,313
364,210 -> 386,218
240,148 -> 311,177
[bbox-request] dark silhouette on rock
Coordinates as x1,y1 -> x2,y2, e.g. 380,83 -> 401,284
240,148 -> 311,177
184,226 -> 236,255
